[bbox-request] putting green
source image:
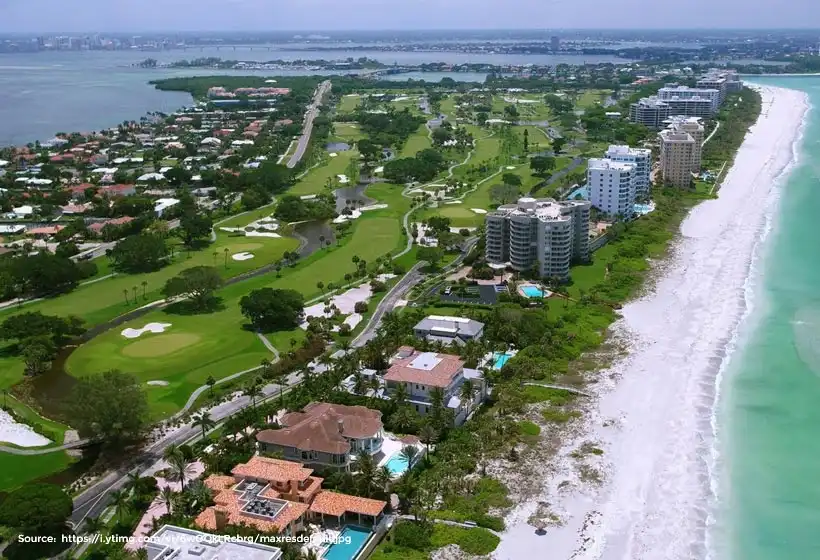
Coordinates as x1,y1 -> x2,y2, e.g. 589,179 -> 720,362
122,333 -> 202,358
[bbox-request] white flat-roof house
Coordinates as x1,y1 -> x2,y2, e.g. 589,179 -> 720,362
146,525 -> 282,560
413,315 -> 485,346
154,198 -> 180,217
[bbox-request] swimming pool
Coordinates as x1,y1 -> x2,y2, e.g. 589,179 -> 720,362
384,452 -> 413,476
322,525 -> 371,560
520,285 -> 544,298
493,352 -> 512,370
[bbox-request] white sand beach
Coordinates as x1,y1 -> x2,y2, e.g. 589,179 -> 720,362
494,85 -> 809,559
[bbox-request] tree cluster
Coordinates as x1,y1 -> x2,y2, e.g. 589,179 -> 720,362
240,288 -> 305,332
0,251 -> 97,301
383,148 -> 447,184
274,193 -> 337,222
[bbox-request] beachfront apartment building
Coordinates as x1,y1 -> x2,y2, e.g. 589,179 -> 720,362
485,197 -> 591,280
605,145 -> 652,197
383,346 -> 487,426
658,85 -> 721,114
587,159 -> 637,217
256,403 -> 384,471
195,457 -> 386,536
659,118 -> 704,188
629,97 -> 671,128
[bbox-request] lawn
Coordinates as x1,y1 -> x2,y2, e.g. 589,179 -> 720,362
337,94 -> 361,113
398,125 -> 431,158
288,149 -> 361,196
575,89 -> 611,109
66,214 -> 404,419
0,451 -> 74,493
370,523 -> 500,560
0,235 -> 299,327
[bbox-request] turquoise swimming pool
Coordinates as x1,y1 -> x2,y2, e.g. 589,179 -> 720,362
493,352 -> 512,369
385,452 -> 412,476
323,525 -> 371,560
520,285 -> 544,298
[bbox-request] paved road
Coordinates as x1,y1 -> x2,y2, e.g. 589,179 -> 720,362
352,262 -> 425,348
70,370 -> 301,527
286,80 -> 332,169
0,438 -> 91,455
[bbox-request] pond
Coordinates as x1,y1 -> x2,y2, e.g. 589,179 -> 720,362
27,347 -> 78,423
294,220 -> 335,256
333,184 -> 374,213
325,142 -> 351,152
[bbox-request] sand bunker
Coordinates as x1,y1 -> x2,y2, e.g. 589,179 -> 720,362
337,174 -> 350,184
146,380 -> 170,386
0,409 -> 51,447
506,166 -> 516,170
122,322 -> 172,339
232,252 -> 255,261
329,153 -> 338,158
471,208 -> 488,214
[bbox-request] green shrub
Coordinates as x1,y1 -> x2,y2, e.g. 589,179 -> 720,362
430,525 -> 500,555
541,407 -> 581,423
517,420 -> 541,436
392,521 -> 432,550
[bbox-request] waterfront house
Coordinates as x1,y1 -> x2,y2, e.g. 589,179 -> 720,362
256,402 -> 383,471
383,346 -> 487,425
195,457 -> 386,535
413,315 -> 485,346
146,525 -> 282,560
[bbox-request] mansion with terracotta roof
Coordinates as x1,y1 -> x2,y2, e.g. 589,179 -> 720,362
256,403 -> 384,472
196,456 -> 386,535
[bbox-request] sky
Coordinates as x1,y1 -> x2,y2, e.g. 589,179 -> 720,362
1,0 -> 818,33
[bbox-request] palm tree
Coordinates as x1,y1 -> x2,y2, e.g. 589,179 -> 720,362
376,465 -> 393,491
82,516 -> 105,535
132,286 -> 138,302
460,379 -> 477,411
159,486 -> 176,515
223,247 -> 230,268
352,453 -> 377,497
206,375 -> 216,397
212,251 -> 218,265
141,280 -> 148,299
391,382 -> 408,406
244,382 -> 263,413
419,423 -> 437,456
123,289 -> 129,305
163,443 -> 183,464
109,489 -> 130,524
125,471 -> 141,495
193,412 -> 215,439
316,281 -> 324,294
399,445 -> 419,470
168,453 -> 192,491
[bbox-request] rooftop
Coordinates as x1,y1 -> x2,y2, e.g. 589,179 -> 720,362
385,348 -> 464,388
309,490 -> 386,518
231,456 -> 314,483
588,158 -> 636,172
146,525 -> 282,560
256,402 -> 383,455
415,315 -> 484,338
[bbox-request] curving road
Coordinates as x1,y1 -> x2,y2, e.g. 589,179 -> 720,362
286,80 -> 332,169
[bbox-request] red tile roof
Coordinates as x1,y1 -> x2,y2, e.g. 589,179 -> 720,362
257,402 -> 382,455
231,456 -> 314,483
384,349 -> 464,388
309,491 -> 386,518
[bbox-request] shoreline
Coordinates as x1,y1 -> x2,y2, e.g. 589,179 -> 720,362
493,84 -> 810,559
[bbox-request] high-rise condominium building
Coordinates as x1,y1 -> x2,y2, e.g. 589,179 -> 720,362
629,97 -> 671,128
587,159 -> 637,217
658,117 -> 705,188
605,145 -> 652,197
658,85 -> 721,113
485,197 -> 591,280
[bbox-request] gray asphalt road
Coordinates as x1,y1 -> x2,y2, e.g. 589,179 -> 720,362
286,80 -> 332,169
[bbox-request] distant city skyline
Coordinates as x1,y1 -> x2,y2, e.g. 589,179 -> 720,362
2,0 -> 819,33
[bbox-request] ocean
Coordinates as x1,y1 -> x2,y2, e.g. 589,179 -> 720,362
723,76 -> 820,559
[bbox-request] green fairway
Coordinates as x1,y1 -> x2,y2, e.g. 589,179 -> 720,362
0,235 -> 299,327
66,210 -> 405,419
288,149 -> 361,196
0,451 -> 74,493
398,125 -> 431,158
337,94 -> 361,112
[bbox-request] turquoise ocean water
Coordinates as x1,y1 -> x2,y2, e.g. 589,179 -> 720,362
725,76 -> 820,559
